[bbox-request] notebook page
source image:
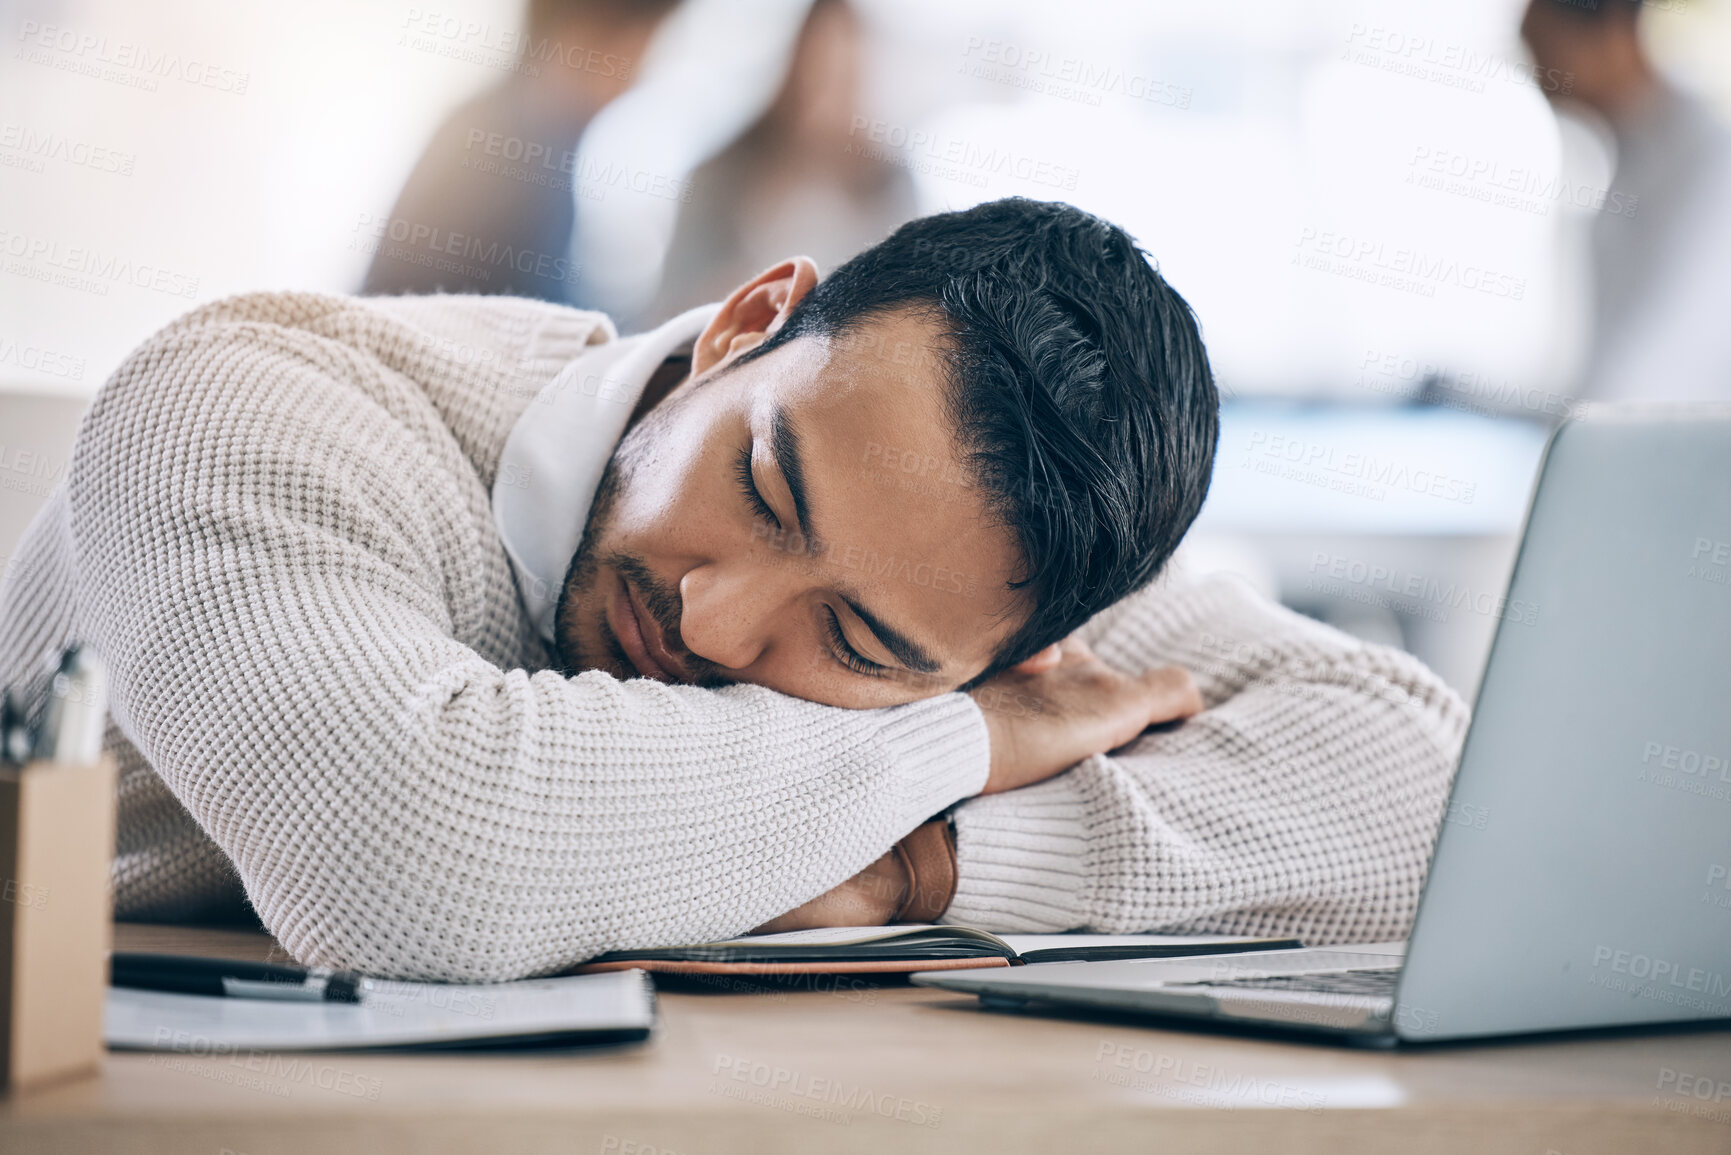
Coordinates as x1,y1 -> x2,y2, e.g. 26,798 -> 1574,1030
703,925 -> 946,948
995,933 -> 1291,955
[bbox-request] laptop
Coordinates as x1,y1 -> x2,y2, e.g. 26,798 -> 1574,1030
914,405 -> 1731,1044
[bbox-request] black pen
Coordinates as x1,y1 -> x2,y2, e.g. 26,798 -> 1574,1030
110,952 -> 371,1004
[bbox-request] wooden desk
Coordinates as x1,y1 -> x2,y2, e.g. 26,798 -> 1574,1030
3,925 -> 1729,1154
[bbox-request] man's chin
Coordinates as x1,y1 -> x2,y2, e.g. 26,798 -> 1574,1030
575,610 -> 689,685
550,599 -> 632,681
584,618 -> 643,682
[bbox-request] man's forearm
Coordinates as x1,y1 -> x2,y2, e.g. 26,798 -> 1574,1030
944,572 -> 1468,942
47,298 -> 995,982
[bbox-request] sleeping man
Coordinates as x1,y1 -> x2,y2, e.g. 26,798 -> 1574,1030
0,199 -> 1466,981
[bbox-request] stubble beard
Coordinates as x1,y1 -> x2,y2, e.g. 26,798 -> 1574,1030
550,417 -> 725,687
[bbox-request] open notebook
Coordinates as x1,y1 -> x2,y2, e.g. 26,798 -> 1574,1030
578,926 -> 1301,975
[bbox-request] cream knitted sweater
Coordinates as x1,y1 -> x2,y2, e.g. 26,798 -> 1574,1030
0,291 -> 1468,981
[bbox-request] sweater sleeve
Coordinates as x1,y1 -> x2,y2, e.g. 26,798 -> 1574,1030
69,309 -> 988,982
944,568 -> 1469,945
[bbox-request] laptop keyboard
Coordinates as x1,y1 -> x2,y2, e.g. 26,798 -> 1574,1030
1173,968 -> 1399,997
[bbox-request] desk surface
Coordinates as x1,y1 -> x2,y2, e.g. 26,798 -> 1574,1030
4,924 -> 1729,1155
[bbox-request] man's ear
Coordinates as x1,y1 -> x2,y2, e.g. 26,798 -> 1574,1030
691,256 -> 821,376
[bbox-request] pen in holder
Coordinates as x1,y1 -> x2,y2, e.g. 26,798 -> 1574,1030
0,645 -> 117,1090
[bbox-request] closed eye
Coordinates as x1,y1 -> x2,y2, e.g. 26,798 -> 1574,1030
823,606 -> 889,678
734,444 -> 781,527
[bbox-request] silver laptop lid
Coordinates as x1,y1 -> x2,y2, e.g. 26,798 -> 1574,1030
1395,405 -> 1731,1041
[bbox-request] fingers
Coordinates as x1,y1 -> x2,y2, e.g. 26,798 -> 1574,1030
979,650 -> 1203,794
753,909 -> 808,934
1140,665 -> 1204,722
753,889 -> 854,934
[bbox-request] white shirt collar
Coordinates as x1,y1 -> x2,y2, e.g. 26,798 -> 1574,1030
492,302 -> 722,641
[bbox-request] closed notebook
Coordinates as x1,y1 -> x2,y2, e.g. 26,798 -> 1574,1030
577,926 -> 1302,975
106,969 -> 656,1052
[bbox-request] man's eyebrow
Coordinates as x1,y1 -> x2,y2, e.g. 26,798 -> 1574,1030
766,404 -> 942,677
769,404 -> 816,545
840,595 -> 942,675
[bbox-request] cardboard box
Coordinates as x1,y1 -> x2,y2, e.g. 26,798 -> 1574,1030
0,756 -> 117,1090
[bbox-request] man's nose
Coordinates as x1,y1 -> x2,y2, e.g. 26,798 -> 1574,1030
677,560 -> 796,672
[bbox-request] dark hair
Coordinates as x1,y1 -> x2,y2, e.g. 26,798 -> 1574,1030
738,198 -> 1219,685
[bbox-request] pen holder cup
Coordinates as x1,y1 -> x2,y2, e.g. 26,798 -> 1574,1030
0,756 -> 117,1091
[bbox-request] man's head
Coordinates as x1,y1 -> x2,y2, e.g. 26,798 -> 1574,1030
553,198 -> 1218,708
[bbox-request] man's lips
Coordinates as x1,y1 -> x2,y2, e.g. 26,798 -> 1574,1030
609,574 -> 688,682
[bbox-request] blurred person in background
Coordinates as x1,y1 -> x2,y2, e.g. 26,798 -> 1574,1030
642,0 -> 916,326
1522,0 -> 1731,403
363,0 -> 680,302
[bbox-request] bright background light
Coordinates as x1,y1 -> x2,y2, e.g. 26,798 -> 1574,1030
3,0 -> 1728,691
4,0 -> 1724,399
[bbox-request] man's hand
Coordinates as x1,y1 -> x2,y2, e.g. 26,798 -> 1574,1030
754,647 -> 1202,933
971,637 -> 1202,794
753,849 -> 908,934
